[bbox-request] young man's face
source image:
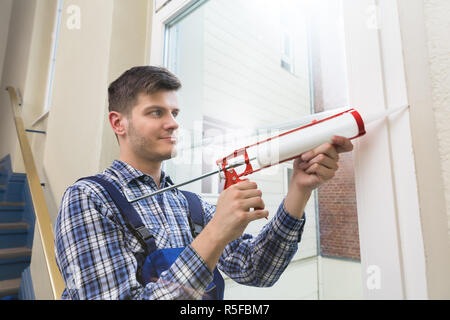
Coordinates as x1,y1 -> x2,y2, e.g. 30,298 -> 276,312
124,90 -> 180,163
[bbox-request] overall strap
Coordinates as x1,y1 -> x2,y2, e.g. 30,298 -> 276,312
78,176 -> 157,254
180,190 -> 204,238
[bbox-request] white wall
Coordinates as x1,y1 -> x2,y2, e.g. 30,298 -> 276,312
224,257 -> 319,300
223,256 -> 364,300
318,257 -> 362,299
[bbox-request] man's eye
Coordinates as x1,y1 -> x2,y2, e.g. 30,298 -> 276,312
150,110 -> 162,116
172,111 -> 179,118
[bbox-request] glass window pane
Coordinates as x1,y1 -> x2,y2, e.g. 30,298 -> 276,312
162,0 -> 362,300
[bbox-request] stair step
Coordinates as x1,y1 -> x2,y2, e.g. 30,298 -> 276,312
0,247 -> 32,281
0,186 -> 6,203
0,203 -> 24,223
5,175 -> 26,203
0,222 -> 28,231
0,222 -> 29,249
0,278 -> 21,297
0,202 -> 25,207
0,246 -> 32,260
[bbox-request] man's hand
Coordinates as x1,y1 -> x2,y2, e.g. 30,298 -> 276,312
284,136 -> 354,219
291,135 -> 354,193
191,180 -> 268,271
212,180 -> 268,244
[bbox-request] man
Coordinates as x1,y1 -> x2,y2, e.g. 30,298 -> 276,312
55,66 -> 353,300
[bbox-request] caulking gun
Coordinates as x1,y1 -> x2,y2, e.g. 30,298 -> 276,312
126,105 -> 408,203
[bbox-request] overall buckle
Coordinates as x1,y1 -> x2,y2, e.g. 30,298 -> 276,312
136,226 -> 152,241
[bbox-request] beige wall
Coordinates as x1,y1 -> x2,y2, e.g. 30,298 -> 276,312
397,0 -> 450,299
0,0 -> 37,172
98,0 -> 152,172
422,0 -> 450,298
422,0 -> 450,243
43,0 -> 115,213
0,0 -> 13,82
0,0 -> 153,299
44,0 -> 152,211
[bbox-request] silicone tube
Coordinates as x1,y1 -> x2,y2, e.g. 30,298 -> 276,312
255,110 -> 364,167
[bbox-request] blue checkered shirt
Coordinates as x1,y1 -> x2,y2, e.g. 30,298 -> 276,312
54,160 -> 306,300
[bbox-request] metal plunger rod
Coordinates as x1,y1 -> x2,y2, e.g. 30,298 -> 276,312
127,157 -> 256,203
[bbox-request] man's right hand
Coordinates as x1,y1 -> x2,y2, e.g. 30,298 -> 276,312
190,180 -> 268,272
211,180 -> 268,244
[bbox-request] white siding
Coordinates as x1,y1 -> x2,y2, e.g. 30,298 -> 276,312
202,0 -> 311,128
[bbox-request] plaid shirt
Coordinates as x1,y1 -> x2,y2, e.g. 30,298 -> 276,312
54,160 -> 306,300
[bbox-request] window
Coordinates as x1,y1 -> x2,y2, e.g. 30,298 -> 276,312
281,30 -> 294,73
43,0 -> 63,113
151,0 -> 426,300
156,0 -> 327,300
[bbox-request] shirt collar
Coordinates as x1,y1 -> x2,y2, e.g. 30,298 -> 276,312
110,160 -> 175,189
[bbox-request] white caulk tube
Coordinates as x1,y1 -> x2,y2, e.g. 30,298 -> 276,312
254,109 -> 364,167
253,106 -> 408,168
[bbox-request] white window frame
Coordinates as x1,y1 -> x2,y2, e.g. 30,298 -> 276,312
342,0 -> 426,299
280,29 -> 294,74
43,0 -> 63,114
149,0 -> 428,299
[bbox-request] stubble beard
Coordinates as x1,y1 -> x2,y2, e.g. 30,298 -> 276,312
127,120 -> 176,162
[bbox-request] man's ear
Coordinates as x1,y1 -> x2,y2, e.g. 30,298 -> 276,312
109,111 -> 127,137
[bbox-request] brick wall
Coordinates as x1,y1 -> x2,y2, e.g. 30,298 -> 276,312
309,0 -> 361,260
317,151 -> 361,260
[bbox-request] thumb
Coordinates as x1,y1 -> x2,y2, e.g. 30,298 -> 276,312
248,209 -> 269,222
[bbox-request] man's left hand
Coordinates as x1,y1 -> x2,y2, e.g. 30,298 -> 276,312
290,136 -> 354,193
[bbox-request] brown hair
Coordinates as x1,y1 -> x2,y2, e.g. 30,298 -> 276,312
108,66 -> 181,115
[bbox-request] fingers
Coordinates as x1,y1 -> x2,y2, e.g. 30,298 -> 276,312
306,153 -> 338,170
247,209 -> 269,222
240,196 -> 265,211
230,180 -> 265,211
234,180 -> 258,190
301,142 -> 339,162
300,136 -> 353,163
239,188 -> 263,199
305,162 -> 336,181
331,136 -> 354,153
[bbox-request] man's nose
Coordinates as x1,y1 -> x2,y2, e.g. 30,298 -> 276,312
164,113 -> 179,130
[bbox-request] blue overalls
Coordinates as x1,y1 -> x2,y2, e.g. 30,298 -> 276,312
80,176 -> 225,300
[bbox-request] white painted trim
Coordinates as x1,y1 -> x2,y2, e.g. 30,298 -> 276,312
377,0 -> 427,299
149,0 -> 199,65
342,0 -> 427,299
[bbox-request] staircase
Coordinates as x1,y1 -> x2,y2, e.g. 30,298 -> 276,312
0,155 -> 35,300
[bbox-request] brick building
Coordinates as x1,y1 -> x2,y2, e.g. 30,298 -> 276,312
310,2 -> 361,261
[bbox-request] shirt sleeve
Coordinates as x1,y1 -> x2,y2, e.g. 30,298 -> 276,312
54,183 -> 213,300
199,196 -> 306,287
